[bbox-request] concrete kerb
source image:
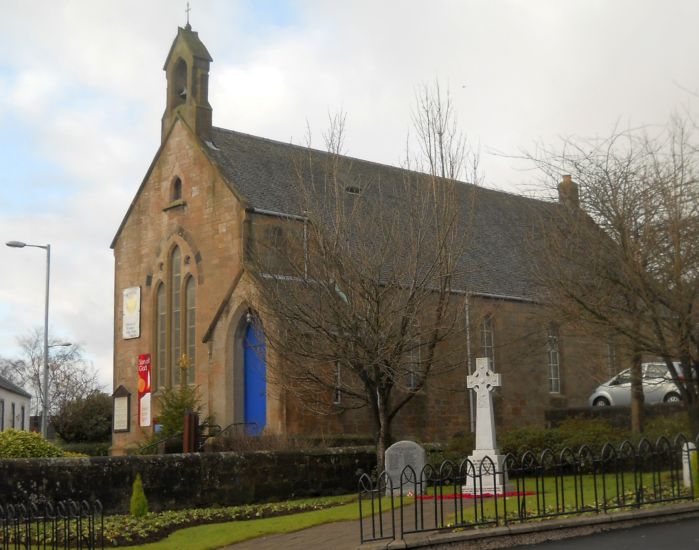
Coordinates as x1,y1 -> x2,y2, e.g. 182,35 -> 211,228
355,501 -> 699,549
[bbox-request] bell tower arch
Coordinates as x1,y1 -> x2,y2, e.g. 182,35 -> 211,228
161,24 -> 213,142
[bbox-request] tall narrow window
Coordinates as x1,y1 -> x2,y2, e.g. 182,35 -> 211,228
156,284 -> 167,388
406,321 -> 421,390
548,327 -> 561,393
185,276 -> 196,384
171,246 -> 182,386
481,315 -> 495,370
20,406 -> 25,430
172,177 -> 182,201
11,403 -> 15,429
0,399 -> 4,430
333,362 -> 342,404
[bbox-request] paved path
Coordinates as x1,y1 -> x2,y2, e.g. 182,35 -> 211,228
220,517 -> 361,550
512,516 -> 699,549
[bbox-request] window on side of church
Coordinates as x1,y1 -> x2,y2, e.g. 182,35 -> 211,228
156,284 -> 167,388
333,362 -> 342,405
171,246 -> 182,385
548,327 -> 561,393
481,314 -> 495,370
406,320 -> 421,391
0,399 -> 4,430
185,276 -> 196,384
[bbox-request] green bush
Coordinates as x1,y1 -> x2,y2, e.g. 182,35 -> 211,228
499,419 -> 628,456
130,473 -> 149,517
499,425 -> 563,456
57,441 -> 111,456
0,429 -> 69,458
157,384 -> 202,438
643,414 -> 691,443
53,392 -> 112,443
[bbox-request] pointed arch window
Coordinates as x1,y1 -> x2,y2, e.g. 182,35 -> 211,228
185,276 -> 196,384
171,246 -> 182,385
153,245 -> 197,389
172,177 -> 182,201
547,327 -> 561,393
156,284 -> 166,388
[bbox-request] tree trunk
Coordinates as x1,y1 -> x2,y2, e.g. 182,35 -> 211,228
630,349 -> 645,434
373,397 -> 392,474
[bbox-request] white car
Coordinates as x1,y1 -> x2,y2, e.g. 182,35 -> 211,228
589,363 -> 683,407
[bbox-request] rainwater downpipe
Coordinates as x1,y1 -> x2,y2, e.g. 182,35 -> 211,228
465,295 -> 475,433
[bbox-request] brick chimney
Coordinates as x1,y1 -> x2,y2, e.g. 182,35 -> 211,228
557,174 -> 579,208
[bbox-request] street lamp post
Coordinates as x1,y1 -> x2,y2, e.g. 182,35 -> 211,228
6,240 -> 52,437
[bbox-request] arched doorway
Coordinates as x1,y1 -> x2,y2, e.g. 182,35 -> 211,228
243,322 -> 266,435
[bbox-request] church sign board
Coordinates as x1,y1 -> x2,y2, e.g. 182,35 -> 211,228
122,287 -> 141,339
138,354 -> 152,427
112,385 -> 131,433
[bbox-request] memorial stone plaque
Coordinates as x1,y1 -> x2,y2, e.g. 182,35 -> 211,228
385,440 -> 426,496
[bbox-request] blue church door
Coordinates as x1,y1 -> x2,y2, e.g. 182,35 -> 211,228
243,323 -> 266,435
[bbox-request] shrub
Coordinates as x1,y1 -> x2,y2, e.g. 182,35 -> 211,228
0,429 -> 67,458
156,355 -> 205,438
57,441 -> 111,456
498,419 -> 628,457
130,473 -> 149,517
499,426 -> 562,456
53,392 -> 112,443
643,413 -> 691,443
555,418 -> 624,452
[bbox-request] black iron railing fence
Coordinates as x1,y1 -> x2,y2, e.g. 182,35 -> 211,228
0,500 -> 103,549
358,434 -> 699,544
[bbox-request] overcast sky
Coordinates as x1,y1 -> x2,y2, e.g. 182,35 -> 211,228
1,0 -> 698,391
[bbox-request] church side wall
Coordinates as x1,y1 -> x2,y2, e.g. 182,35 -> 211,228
274,296 -> 609,446
112,120 -> 244,455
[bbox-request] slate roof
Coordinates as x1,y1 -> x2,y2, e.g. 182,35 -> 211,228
0,374 -> 31,399
205,126 -> 561,301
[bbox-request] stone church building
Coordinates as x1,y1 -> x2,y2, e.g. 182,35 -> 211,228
110,26 -> 610,454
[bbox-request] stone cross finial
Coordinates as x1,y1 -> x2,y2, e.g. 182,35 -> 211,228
185,2 -> 191,27
467,357 -> 501,451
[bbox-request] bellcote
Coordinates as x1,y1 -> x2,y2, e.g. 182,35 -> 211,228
162,24 -> 213,143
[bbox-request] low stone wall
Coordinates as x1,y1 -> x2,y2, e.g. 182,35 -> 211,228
0,447 -> 376,514
545,403 -> 684,429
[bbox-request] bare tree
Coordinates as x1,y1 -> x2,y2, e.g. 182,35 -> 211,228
249,84 -> 478,469
9,328 -> 100,415
529,115 -> 699,434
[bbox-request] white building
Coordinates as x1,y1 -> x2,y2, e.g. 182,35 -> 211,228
0,375 -> 31,431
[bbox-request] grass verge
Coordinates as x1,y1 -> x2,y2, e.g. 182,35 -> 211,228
117,498 -> 383,549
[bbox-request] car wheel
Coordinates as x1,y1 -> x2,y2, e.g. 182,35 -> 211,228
593,397 -> 610,407
664,392 -> 681,403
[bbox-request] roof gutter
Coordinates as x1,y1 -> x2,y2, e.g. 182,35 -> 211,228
246,207 -> 307,221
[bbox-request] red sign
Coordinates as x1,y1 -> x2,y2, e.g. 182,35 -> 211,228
138,354 -> 152,426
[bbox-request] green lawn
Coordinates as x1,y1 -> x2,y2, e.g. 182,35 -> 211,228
117,497 -> 391,550
411,470 -> 689,528
109,471 -> 689,548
